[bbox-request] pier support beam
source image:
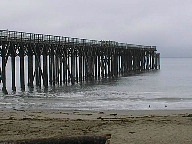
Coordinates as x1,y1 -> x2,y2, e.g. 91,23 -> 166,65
43,50 -> 48,88
1,43 -> 8,94
20,45 -> 25,91
28,50 -> 34,89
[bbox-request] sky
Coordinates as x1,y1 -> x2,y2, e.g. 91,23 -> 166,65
1,0 -> 192,57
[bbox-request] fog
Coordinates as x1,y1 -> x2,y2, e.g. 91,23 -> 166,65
1,0 -> 192,57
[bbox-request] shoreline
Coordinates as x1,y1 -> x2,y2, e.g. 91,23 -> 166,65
1,109 -> 192,143
1,108 -> 192,117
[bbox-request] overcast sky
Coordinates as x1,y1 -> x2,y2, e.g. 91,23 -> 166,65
1,0 -> 192,57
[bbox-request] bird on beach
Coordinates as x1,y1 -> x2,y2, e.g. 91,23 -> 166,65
149,105 -> 150,108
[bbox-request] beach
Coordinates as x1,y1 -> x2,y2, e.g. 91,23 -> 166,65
1,109 -> 192,144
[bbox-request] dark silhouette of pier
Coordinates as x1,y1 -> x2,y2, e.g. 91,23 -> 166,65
0,30 -> 160,94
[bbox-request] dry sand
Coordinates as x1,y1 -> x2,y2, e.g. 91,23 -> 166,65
1,109 -> 192,144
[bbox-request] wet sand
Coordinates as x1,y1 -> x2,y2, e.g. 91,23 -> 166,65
1,109 -> 192,144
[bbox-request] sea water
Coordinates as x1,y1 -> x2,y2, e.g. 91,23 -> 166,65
0,58 -> 192,110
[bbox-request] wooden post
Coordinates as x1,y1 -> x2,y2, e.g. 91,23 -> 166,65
111,50 -> 113,76
20,48 -> 25,91
35,54 -> 40,87
52,54 -> 56,86
108,55 -> 111,78
128,51 -> 132,72
43,51 -> 48,88
142,51 -> 145,71
38,55 -> 41,87
149,51 -> 152,70
63,53 -> 67,84
79,51 -> 82,82
104,56 -> 107,78
118,55 -> 121,76
71,49 -> 75,84
87,54 -> 94,80
152,51 -> 154,69
28,54 -> 34,88
49,54 -> 53,85
147,51 -> 149,70
83,53 -> 85,81
94,55 -> 97,79
121,54 -> 124,75
134,51 -> 137,71
158,53 -> 161,69
76,51 -> 78,83
55,52 -> 59,84
114,54 -> 118,77
67,52 -> 70,83
98,55 -> 100,79
125,52 -> 129,73
101,55 -> 104,78
11,55 -> 16,91
59,55 -> 62,85
154,53 -> 157,69
1,43 -> 8,94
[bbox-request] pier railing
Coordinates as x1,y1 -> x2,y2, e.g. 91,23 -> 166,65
0,30 -> 160,94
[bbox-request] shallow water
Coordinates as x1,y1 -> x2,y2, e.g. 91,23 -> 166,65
0,58 -> 192,110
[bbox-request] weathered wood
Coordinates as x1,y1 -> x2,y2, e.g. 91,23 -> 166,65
101,55 -> 104,78
11,56 -> 16,91
62,54 -> 67,84
28,55 -> 34,88
94,55 -> 97,79
59,55 -> 62,85
104,56 -> 107,78
149,51 -> 152,70
152,51 -> 154,69
121,55 -> 124,75
55,52 -> 59,84
146,51 -> 149,70
0,135 -> 110,144
82,55 -> 85,81
98,55 -> 101,79
20,46 -> 25,91
128,52 -> 132,72
75,51 -> 78,83
107,55 -> 111,78
118,55 -> 121,76
158,53 -> 161,69
85,54 -> 88,81
43,52 -> 48,88
114,54 -> 118,77
35,54 -> 40,87
0,30 -> 160,94
49,54 -> 53,85
52,55 -> 56,86
67,51 -> 70,83
38,55 -> 42,87
71,49 -> 75,84
1,43 -> 8,94
79,53 -> 82,82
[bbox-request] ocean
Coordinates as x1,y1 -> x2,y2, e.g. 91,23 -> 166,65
0,58 -> 192,110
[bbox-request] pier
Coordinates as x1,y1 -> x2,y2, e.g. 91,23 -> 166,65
0,30 -> 160,94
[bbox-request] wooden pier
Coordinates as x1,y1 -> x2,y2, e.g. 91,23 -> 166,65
0,30 -> 160,94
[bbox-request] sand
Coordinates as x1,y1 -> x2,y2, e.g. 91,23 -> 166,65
1,109 -> 192,144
